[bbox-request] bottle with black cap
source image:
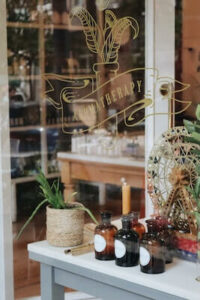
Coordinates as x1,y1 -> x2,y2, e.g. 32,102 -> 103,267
114,215 -> 139,267
140,219 -> 165,274
94,212 -> 117,260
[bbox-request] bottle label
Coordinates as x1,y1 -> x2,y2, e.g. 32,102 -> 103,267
140,246 -> 151,266
115,240 -> 126,258
94,234 -> 106,252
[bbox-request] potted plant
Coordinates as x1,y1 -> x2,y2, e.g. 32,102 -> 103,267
17,171 -> 98,247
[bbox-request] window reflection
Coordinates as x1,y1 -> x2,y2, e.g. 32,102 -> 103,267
7,0 -> 145,298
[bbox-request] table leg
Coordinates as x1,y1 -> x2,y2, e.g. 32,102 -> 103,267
60,161 -> 75,202
64,183 -> 75,202
40,263 -> 64,300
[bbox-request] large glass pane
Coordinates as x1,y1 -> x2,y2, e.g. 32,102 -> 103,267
6,1 -> 145,298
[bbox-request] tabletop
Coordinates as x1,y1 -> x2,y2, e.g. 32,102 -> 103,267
28,240 -> 200,300
57,152 -> 145,168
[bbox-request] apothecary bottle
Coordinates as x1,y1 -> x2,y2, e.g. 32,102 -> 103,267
130,212 -> 145,239
94,212 -> 117,260
115,216 -> 139,267
156,216 -> 175,264
140,219 -> 165,274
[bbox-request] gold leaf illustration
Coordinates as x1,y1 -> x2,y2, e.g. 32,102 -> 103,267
103,16 -> 139,63
103,10 -> 117,37
72,7 -> 103,56
61,79 -> 90,104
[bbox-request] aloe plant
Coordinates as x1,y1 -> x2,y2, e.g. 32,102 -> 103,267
16,171 -> 98,239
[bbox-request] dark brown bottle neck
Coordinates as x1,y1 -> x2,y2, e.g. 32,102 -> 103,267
130,212 -> 139,225
101,218 -> 111,225
122,220 -> 131,231
146,219 -> 158,234
100,212 -> 112,225
132,219 -> 139,226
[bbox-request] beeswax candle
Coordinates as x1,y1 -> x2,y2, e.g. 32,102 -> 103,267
122,181 -> 131,215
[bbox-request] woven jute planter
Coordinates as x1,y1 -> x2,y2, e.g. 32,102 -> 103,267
46,204 -> 85,247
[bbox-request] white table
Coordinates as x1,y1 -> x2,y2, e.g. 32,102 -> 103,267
28,240 -> 200,300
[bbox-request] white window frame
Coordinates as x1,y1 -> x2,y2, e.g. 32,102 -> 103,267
0,0 -> 175,298
0,0 -> 14,299
145,0 -> 175,216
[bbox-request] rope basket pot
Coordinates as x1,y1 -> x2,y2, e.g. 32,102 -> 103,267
46,204 -> 85,247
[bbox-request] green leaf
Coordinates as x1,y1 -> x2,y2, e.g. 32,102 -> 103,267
194,212 -> 200,227
184,136 -> 200,145
196,104 -> 200,121
76,206 -> 99,225
186,185 -> 200,211
183,119 -> 195,133
67,192 -> 78,203
192,132 -> 200,142
195,121 -> 200,133
36,171 -> 65,209
36,172 -> 54,201
196,165 -> 200,176
195,178 -> 200,198
192,149 -> 200,157
197,201 -> 200,213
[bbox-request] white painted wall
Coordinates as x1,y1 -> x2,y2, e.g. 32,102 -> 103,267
0,0 -> 14,299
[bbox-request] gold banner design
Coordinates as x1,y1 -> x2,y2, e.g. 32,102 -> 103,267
44,67 -> 191,134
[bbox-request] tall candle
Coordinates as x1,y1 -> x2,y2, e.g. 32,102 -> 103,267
122,181 -> 131,215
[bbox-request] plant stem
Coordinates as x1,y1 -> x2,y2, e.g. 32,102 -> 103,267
16,199 -> 48,240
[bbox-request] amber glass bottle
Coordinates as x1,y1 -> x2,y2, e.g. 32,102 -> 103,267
157,222 -> 175,264
155,216 -> 168,232
130,212 -> 145,239
140,219 -> 165,274
94,212 -> 117,261
115,216 -> 139,267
